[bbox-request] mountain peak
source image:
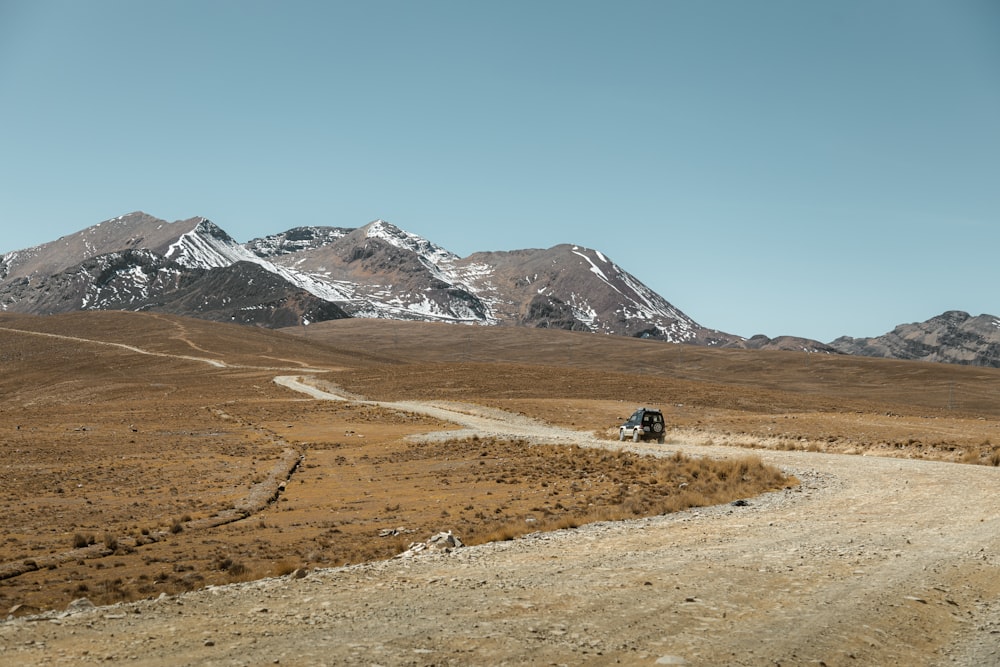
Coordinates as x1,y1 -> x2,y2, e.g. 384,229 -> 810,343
360,219 -> 459,266
364,218 -> 392,231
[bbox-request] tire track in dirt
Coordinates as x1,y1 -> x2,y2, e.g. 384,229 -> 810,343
0,327 -> 329,373
0,326 -> 229,368
272,375 -> 602,444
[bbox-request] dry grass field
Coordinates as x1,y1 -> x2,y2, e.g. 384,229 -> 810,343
297,319 -> 1000,460
2,311 -> 999,618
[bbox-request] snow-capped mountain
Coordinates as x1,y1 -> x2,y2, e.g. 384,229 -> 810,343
245,220 -> 488,324
244,218 -> 733,343
3,212 -> 998,366
0,212 -> 731,342
0,213 -> 348,327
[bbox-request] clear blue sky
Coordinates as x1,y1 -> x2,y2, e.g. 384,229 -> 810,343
1,1 -> 997,342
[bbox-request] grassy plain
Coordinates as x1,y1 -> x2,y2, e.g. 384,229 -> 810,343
1,312 -> 998,614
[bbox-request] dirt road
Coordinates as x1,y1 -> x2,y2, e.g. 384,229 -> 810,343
3,383 -> 999,666
273,375 -> 592,444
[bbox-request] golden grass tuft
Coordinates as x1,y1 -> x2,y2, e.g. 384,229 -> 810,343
463,447 -> 792,548
959,445 -> 1000,466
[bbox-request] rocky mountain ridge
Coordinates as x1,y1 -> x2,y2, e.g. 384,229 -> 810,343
1,212 -> 996,366
830,310 -> 1000,367
0,212 -> 734,345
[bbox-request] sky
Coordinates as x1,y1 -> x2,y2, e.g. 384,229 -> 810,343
1,1 -> 997,342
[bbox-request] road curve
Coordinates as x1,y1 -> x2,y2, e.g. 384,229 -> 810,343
3,379 -> 998,666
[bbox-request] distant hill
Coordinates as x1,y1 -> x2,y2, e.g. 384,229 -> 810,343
830,311 -> 1000,367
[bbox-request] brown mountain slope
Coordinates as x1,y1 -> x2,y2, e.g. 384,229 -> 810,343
0,212 -> 202,286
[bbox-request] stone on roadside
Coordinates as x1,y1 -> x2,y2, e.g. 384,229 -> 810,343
426,531 -> 464,551
395,531 -> 464,559
66,597 -> 95,613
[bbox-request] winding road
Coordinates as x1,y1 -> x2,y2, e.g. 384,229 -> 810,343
2,367 -> 999,665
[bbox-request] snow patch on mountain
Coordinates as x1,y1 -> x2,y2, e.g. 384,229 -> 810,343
567,293 -> 599,329
377,293 -> 483,323
246,227 -> 353,258
571,247 -> 620,294
164,220 -> 353,303
365,220 -> 459,267
165,220 -> 250,269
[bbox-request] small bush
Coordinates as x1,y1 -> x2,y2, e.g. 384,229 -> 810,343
97,578 -> 130,604
959,448 -> 981,465
72,533 -> 89,549
226,561 -> 249,578
273,560 -> 299,576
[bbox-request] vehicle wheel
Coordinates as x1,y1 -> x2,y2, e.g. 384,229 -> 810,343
632,429 -> 640,442
619,429 -> 625,441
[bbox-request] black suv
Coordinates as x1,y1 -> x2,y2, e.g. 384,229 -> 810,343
619,407 -> 666,443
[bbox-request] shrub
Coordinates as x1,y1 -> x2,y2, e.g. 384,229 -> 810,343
226,561 -> 249,578
273,560 -> 299,576
97,578 -> 130,603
